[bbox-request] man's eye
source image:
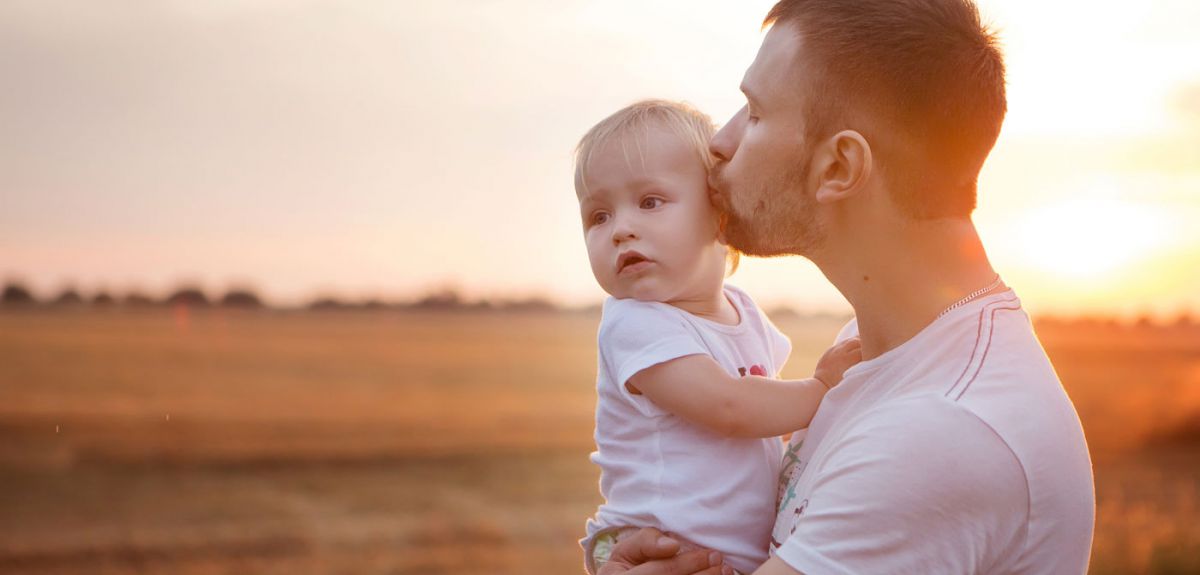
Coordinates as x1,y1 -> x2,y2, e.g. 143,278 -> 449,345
640,197 -> 663,209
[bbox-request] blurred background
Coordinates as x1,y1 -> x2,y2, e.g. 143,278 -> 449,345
1,1 -> 1197,574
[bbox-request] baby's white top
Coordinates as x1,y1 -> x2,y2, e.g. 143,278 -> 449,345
583,284 -> 792,575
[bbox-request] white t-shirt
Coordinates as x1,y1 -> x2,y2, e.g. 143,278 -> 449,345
772,290 -> 1095,574
584,284 -> 792,574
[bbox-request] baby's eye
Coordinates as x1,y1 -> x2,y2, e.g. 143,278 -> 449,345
640,197 -> 663,209
590,211 -> 610,226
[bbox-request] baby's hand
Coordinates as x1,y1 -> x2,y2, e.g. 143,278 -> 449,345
813,337 -> 863,389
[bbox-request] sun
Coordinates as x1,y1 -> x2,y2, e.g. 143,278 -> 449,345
1015,196 -> 1172,280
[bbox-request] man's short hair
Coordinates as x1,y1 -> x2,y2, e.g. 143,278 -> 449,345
765,0 -> 1006,219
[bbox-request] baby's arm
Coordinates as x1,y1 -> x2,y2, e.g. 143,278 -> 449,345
628,338 -> 862,438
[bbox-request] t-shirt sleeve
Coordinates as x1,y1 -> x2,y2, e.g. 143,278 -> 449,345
833,317 -> 859,344
767,320 -> 792,378
598,299 -> 709,394
774,398 -> 1029,574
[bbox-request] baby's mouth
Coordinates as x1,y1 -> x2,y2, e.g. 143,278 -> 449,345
617,251 -> 651,274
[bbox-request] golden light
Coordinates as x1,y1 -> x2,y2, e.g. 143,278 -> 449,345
1015,195 -> 1174,281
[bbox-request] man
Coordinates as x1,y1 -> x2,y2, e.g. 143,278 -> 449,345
599,0 -> 1095,573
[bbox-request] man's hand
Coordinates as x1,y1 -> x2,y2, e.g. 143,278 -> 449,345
597,528 -> 733,575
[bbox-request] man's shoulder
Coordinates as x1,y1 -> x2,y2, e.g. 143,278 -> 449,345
817,394 -> 1030,514
803,394 -> 1030,523
850,393 -> 1013,447
833,317 -> 858,344
927,292 -> 1060,399
837,375 -> 1088,511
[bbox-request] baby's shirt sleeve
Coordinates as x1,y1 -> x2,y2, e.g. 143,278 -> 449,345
598,299 -> 709,395
766,319 -> 792,378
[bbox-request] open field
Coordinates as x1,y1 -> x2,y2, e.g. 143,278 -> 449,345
1,309 -> 1198,574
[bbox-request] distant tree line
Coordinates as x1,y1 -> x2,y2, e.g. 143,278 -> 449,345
6,279 -> 1193,324
0,281 -> 570,314
1,281 -> 265,310
306,287 -> 564,314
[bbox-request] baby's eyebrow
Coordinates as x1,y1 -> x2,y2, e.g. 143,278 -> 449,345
578,191 -> 606,211
626,177 -> 670,192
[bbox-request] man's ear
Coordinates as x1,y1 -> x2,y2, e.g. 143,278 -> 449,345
814,130 -> 872,205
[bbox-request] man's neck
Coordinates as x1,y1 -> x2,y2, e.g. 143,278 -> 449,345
819,219 -> 997,360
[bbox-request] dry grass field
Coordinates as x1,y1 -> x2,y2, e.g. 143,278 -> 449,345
0,308 -> 1197,574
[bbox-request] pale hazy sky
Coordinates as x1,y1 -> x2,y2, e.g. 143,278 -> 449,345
3,0 -> 1199,315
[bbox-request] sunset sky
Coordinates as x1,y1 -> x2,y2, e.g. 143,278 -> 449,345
2,0 -> 1198,316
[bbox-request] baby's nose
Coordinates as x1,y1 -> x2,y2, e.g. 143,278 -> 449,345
611,218 -> 637,243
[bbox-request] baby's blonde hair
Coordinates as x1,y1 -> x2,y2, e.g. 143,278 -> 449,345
573,99 -> 739,274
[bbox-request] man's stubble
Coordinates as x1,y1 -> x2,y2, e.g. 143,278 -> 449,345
711,152 -> 825,259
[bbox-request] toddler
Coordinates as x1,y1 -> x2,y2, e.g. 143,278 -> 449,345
574,100 -> 861,574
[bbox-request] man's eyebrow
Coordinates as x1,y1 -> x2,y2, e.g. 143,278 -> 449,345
740,82 -> 762,109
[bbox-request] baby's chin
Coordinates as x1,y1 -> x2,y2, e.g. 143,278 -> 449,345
601,281 -> 671,304
624,292 -> 670,304
613,282 -> 724,306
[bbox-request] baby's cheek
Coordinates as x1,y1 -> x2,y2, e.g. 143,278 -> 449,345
586,255 -> 611,288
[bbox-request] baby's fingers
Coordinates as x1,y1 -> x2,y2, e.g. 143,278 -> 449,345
832,339 -> 862,357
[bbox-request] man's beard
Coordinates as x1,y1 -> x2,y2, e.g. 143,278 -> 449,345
712,160 -> 825,258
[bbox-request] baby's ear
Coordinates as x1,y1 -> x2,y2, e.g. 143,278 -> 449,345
716,213 -> 730,244
724,247 -> 740,276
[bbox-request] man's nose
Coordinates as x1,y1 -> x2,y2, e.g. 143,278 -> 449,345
710,105 -> 746,162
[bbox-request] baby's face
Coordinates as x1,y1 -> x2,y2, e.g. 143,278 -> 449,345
577,126 -> 728,303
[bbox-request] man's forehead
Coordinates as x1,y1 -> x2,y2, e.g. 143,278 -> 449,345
743,24 -> 802,98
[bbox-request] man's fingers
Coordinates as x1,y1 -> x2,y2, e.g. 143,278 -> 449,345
599,528 -> 733,575
645,549 -> 724,575
637,530 -> 681,561
610,527 -> 681,564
